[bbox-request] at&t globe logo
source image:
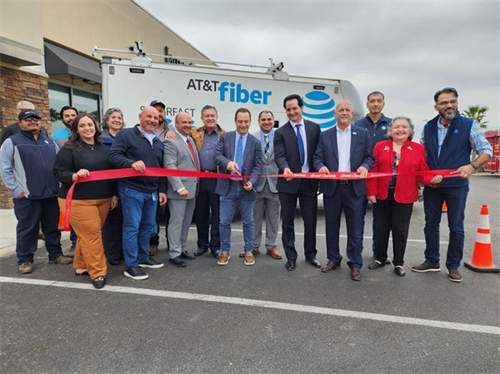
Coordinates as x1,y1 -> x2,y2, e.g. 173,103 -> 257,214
302,91 -> 337,130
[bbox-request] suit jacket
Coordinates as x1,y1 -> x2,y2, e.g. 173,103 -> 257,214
253,130 -> 278,193
274,119 -> 321,194
366,140 -> 436,203
163,132 -> 200,200
214,131 -> 262,196
312,124 -> 373,197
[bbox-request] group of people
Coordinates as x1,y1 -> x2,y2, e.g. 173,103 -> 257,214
0,87 -> 492,289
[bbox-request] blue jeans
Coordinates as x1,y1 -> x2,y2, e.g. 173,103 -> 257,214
219,184 -> 255,253
423,185 -> 469,270
119,185 -> 158,268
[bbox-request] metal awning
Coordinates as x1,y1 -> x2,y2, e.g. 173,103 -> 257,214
44,41 -> 101,83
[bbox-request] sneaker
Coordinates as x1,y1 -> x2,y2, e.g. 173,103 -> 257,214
49,255 -> 73,265
124,266 -> 149,280
448,269 -> 463,283
65,245 -> 75,258
411,261 -> 441,272
217,252 -> 230,266
18,262 -> 33,274
139,257 -> 164,269
244,252 -> 255,266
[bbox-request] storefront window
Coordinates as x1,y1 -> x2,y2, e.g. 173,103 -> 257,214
74,89 -> 100,123
48,83 -> 101,133
48,83 -> 70,133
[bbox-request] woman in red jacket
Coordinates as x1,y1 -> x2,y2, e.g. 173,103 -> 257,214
366,116 -> 442,276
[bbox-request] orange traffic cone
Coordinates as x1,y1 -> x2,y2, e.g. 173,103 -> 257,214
464,205 -> 500,273
442,202 -> 448,213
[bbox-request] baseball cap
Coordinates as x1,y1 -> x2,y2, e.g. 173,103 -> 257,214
150,100 -> 166,109
18,109 -> 42,121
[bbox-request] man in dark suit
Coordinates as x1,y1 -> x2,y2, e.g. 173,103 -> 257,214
274,94 -> 321,271
215,108 -> 262,266
313,100 -> 373,281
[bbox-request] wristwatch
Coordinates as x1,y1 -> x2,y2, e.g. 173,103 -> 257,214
470,160 -> 479,169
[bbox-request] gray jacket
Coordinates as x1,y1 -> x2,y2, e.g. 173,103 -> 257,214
163,132 -> 200,200
253,130 -> 278,193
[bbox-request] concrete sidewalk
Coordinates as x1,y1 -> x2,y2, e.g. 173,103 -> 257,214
0,208 -> 70,258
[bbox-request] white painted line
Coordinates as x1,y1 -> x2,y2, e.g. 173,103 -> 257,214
1,276 -> 497,335
189,227 -> 449,244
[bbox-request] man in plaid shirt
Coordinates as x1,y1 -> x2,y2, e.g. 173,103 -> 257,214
412,87 -> 492,283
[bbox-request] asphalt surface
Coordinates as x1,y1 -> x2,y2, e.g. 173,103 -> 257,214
1,175 -> 499,374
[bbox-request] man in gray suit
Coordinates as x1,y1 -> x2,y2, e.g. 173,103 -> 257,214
215,108 -> 262,266
245,110 -> 282,260
164,112 -> 200,267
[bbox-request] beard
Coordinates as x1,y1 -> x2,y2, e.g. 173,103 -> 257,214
438,108 -> 456,121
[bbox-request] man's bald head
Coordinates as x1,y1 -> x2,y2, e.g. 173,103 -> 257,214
139,106 -> 159,134
334,100 -> 353,129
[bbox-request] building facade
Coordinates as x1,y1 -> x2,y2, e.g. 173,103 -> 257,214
0,0 -> 212,208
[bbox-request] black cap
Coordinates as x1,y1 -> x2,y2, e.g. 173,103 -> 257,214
150,100 -> 166,109
18,109 -> 41,121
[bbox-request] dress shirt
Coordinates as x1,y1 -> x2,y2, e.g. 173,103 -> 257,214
290,120 -> 309,172
199,127 -> 219,171
336,125 -> 352,172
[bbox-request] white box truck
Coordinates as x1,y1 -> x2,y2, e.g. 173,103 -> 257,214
96,44 -> 364,131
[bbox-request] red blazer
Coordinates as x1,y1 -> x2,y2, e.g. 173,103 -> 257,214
366,140 -> 436,203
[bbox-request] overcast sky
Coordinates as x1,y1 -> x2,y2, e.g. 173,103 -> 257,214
137,0 -> 499,133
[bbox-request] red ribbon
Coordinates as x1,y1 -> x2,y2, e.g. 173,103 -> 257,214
63,168 -> 457,230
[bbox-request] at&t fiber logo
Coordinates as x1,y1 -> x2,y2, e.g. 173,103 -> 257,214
302,91 -> 337,130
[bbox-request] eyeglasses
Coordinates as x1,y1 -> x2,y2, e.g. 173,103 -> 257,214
436,99 -> 458,106
22,118 -> 40,123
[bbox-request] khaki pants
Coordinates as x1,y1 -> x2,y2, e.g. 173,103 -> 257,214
59,198 -> 111,279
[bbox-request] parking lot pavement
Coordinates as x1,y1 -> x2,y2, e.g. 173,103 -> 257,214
1,175 -> 499,373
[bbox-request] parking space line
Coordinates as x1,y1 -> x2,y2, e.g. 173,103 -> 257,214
2,276 -> 497,335
190,227 -> 449,244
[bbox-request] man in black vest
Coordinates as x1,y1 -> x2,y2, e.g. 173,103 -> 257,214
411,87 -> 492,282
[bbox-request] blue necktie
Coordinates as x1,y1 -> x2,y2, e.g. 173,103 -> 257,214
235,135 -> 243,172
296,124 -> 305,166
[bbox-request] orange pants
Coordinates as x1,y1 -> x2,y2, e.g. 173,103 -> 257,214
59,198 -> 111,280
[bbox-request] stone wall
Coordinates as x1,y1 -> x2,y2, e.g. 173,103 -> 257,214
0,66 -> 50,209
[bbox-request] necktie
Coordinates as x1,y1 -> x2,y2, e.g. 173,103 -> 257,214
186,138 -> 200,171
296,124 -> 305,166
264,134 -> 270,159
235,135 -> 243,173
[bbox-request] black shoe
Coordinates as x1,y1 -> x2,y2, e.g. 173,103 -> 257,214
195,248 -> 209,257
139,257 -> 164,269
211,249 -> 221,258
124,266 -> 148,280
181,251 -> 196,260
93,276 -> 106,289
286,260 -> 296,271
108,259 -> 121,266
169,257 -> 187,267
394,266 -> 406,277
368,260 -> 385,270
306,258 -> 321,268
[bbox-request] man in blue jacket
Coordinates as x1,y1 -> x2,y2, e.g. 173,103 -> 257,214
109,106 -> 167,280
0,109 -> 72,274
215,108 -> 262,266
412,87 -> 492,282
